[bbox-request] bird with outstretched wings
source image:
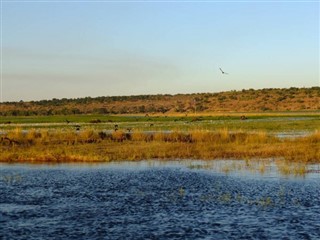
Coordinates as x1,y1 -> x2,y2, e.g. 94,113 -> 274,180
219,67 -> 229,75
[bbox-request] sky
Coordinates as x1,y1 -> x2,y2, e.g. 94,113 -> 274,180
1,0 -> 319,102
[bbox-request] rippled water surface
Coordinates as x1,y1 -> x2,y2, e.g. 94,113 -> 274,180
1,161 -> 320,239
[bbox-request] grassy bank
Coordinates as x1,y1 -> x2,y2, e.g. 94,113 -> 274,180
1,112 -> 319,133
1,128 -> 319,164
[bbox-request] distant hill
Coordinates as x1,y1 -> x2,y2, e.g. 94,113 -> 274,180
1,87 -> 319,116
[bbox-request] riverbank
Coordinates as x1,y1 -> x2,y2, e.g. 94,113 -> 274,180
1,128 -> 319,164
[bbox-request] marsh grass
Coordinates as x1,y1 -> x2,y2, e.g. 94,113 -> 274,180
203,159 -> 271,175
188,158 -> 310,177
0,128 -> 319,164
1,113 -> 319,134
275,160 -> 308,176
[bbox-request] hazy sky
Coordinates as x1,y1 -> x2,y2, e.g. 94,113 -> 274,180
1,0 -> 319,101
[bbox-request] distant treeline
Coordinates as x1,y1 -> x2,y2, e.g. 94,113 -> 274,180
1,87 -> 319,116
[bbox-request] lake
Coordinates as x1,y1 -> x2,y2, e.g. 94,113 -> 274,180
1,160 -> 320,239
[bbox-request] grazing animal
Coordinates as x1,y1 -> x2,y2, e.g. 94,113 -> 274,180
219,67 -> 229,75
240,115 -> 247,120
114,124 -> 119,131
98,131 -> 107,139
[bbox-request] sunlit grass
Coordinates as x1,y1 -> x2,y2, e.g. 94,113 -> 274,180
1,127 -> 319,166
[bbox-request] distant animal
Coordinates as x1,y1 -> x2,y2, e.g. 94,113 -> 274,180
75,125 -> 81,131
98,131 -> 107,140
240,115 -> 247,120
89,119 -> 102,124
114,124 -> 119,131
219,67 -> 229,75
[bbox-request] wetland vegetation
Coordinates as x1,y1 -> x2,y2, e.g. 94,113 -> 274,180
0,124 -> 319,165
1,87 -> 319,167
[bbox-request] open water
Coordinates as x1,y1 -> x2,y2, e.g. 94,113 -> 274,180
1,161 -> 319,239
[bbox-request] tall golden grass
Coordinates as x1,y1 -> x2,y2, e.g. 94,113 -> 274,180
0,128 -> 319,163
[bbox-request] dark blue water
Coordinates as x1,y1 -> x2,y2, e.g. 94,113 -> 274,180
1,161 -> 320,240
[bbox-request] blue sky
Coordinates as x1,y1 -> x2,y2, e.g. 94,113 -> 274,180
1,0 -> 319,101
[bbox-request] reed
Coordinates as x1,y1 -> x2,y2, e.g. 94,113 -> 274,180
0,128 -> 319,164
276,160 -> 308,176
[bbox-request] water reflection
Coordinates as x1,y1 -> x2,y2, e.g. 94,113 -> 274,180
2,159 -> 319,179
15,159 -> 315,178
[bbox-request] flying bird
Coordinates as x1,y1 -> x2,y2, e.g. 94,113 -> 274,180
219,67 -> 229,75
